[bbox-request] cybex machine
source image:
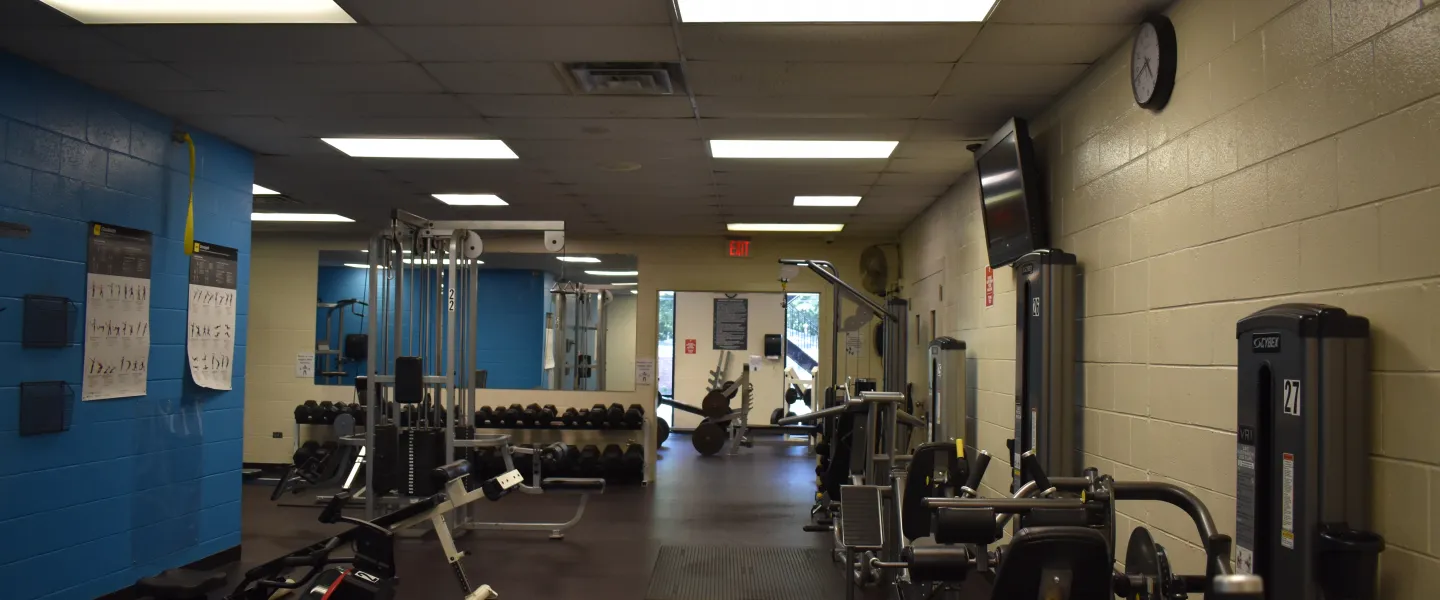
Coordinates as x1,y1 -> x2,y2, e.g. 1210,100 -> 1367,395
927,337 -> 967,447
1235,304 -> 1384,599
1008,249 -> 1077,492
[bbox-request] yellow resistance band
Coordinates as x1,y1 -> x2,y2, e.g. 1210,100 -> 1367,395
182,133 -> 196,254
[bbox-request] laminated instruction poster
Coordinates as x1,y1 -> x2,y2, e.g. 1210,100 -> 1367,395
187,242 -> 239,390
82,223 -> 153,401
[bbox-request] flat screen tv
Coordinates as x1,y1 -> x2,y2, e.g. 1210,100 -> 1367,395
974,118 -> 1048,269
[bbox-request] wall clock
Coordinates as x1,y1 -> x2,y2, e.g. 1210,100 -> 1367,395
1132,15 -> 1177,111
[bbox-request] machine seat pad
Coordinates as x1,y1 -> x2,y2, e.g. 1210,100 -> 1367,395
991,527 -> 1112,600
136,568 -> 227,598
541,477 -> 606,493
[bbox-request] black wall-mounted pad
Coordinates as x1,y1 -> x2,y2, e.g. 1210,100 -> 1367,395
394,356 -> 423,404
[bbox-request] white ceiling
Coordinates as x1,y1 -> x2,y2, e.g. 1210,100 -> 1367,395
0,0 -> 1171,237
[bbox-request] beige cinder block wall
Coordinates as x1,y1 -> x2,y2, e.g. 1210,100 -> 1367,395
901,0 -> 1440,593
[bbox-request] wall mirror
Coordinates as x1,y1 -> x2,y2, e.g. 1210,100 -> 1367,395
314,250 -> 639,392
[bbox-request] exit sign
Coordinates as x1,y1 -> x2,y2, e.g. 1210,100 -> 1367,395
728,239 -> 751,257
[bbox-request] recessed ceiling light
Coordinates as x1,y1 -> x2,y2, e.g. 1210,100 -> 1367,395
402,258 -> 484,265
728,223 -> 845,232
433,194 -> 509,206
675,0 -> 998,22
253,184 -> 280,195
795,196 -> 863,207
557,257 -> 602,263
630,290 -> 639,295
252,213 -> 354,222
344,263 -> 376,269
612,282 -> 639,286
39,0 -> 355,23
322,138 -> 519,159
710,140 -> 898,159
585,270 -> 639,276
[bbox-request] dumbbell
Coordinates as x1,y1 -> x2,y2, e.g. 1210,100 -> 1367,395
578,445 -> 601,477
295,401 -> 317,424
316,401 -> 339,424
565,445 -> 580,475
540,444 -> 570,476
588,404 -> 609,427
622,444 -> 644,479
605,403 -> 626,427
347,403 -> 367,426
600,444 -> 625,479
293,440 -> 321,465
475,406 -> 492,427
624,404 -> 645,429
540,404 -> 558,426
522,404 -> 543,426
502,404 -> 524,427
561,407 -> 582,427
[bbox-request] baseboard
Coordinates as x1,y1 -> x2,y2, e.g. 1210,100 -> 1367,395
95,544 -> 241,600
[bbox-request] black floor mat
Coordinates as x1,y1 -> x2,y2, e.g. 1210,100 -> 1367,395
645,545 -> 843,600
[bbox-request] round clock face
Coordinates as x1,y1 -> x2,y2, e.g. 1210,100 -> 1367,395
1132,23 -> 1161,105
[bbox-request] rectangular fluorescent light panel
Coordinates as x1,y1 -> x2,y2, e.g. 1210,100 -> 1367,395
252,184 -> 280,195
252,213 -> 354,223
585,270 -> 639,277
631,290 -> 639,295
676,0 -> 998,22
433,194 -> 508,206
795,196 -> 863,207
361,249 -> 412,254
728,223 -> 845,232
710,140 -> 898,159
557,257 -> 602,263
345,263 -> 377,269
612,282 -> 639,286
322,138 -> 519,159
40,0 -> 356,24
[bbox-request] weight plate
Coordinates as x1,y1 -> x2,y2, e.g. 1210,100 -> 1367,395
1124,527 -> 1162,600
657,417 -> 671,446
700,390 -> 732,419
770,408 -> 785,425
692,421 -> 727,456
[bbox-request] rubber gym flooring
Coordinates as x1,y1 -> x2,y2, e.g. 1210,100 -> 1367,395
239,434 -> 928,600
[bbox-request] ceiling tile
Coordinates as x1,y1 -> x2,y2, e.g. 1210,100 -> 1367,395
686,62 -> 953,97
338,0 -> 673,25
717,183 -> 871,197
885,157 -> 972,173
712,169 -> 880,186
960,24 -> 1134,64
680,24 -> 980,62
278,117 -> 494,137
866,183 -> 953,198
989,0 -> 1172,24
99,26 -> 407,62
378,26 -> 677,61
423,62 -> 569,94
544,164 -> 714,185
173,62 -> 443,93
695,96 -> 933,120
0,28 -> 145,61
698,118 -> 914,140
876,171 -> 961,186
893,141 -> 984,160
463,94 -> 695,118
181,115 -> 297,139
941,63 -> 1091,96
561,181 -> 715,196
920,95 -> 1054,136
49,61 -> 204,92
484,118 -> 702,140
505,139 -> 708,162
122,91 -> 475,118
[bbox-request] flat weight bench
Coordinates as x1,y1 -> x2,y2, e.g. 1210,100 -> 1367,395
135,568 -> 227,600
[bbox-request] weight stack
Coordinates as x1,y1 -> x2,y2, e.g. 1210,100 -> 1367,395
370,424 -> 399,495
402,428 -> 446,497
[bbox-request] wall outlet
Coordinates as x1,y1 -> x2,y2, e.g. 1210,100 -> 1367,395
272,432 -> 283,438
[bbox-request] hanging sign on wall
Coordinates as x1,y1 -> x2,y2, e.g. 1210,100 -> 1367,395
713,298 -> 748,350
187,241 -> 238,390
82,223 -> 153,401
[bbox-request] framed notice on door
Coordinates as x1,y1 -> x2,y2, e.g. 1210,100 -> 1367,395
713,298 -> 748,350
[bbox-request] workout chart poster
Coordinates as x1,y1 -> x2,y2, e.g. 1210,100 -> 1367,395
187,241 -> 238,390
83,223 -> 153,401
713,298 -> 748,350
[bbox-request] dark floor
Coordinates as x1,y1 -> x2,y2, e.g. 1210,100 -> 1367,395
238,436 -> 859,599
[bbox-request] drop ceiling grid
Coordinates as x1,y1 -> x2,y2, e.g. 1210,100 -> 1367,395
0,0 -> 1164,236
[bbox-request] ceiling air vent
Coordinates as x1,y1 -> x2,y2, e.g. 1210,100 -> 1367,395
562,62 -> 686,95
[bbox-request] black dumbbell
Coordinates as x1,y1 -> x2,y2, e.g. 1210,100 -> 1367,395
540,404 -> 558,426
346,403 -> 366,426
317,401 -> 339,424
293,440 -> 321,465
624,404 -> 645,429
475,406 -> 494,427
540,444 -> 569,475
565,445 -> 580,475
600,444 -> 625,479
560,407 -> 581,427
522,404 -> 543,426
502,404 -> 524,427
622,444 -> 644,479
605,403 -> 626,427
295,401 -> 317,424
578,445 -> 601,477
589,404 -> 609,427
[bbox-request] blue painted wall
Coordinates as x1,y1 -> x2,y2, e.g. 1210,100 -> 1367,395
0,53 -> 252,600
314,267 -> 547,389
